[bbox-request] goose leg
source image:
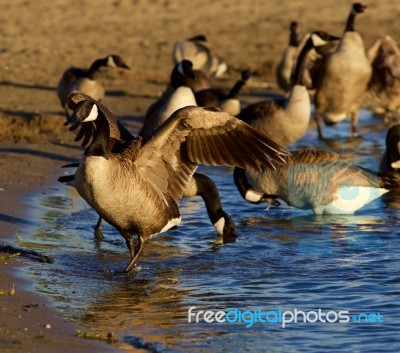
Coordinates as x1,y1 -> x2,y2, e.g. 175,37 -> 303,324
315,113 -> 325,140
122,233 -> 145,272
93,216 -> 104,240
350,110 -> 359,137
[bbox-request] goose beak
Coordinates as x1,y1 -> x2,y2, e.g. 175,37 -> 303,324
64,112 -> 77,126
120,62 -> 130,70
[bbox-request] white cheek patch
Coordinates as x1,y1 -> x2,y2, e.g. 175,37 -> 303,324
107,56 -> 117,67
391,160 -> 400,169
215,62 -> 228,78
245,189 -> 264,203
214,217 -> 225,235
83,104 -> 98,122
311,33 -> 328,47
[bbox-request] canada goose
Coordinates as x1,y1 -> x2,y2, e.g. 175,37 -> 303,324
275,21 -> 300,92
163,68 -> 212,97
57,55 -> 130,115
380,124 -> 400,173
234,148 -> 399,215
172,34 -> 227,78
63,92 -> 289,271
314,3 -> 372,139
195,71 -> 251,116
237,31 -> 339,147
139,60 -> 198,141
364,35 -> 400,118
57,55 -> 130,146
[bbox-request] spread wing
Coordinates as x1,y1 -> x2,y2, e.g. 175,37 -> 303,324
135,105 -> 289,202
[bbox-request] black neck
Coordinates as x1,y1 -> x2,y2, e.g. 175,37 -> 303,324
289,23 -> 299,46
227,79 -> 246,99
291,36 -> 314,87
192,173 -> 225,223
85,115 -> 110,157
233,167 -> 264,203
87,58 -> 108,79
345,11 -> 357,32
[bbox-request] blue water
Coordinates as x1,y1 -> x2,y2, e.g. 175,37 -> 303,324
20,109 -> 400,352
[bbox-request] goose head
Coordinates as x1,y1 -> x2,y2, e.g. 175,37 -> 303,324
345,3 -> 367,32
65,100 -> 99,127
213,211 -> 237,242
170,60 -> 196,89
106,55 -> 130,69
188,34 -> 207,42
352,3 -> 367,14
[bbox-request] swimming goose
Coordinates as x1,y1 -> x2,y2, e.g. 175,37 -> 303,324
172,35 -> 228,78
139,60 -> 198,141
275,21 -> 300,92
314,3 -> 372,139
63,92 -> 289,271
195,70 -> 251,116
380,124 -> 400,173
234,148 -> 399,215
237,31 -> 339,147
364,35 -> 400,118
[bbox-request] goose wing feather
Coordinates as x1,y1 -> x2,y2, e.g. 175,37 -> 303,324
136,106 -> 289,202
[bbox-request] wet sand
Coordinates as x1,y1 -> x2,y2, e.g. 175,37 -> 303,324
1,0 -> 400,351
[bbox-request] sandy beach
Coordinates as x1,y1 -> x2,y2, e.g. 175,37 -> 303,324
1,0 -> 400,351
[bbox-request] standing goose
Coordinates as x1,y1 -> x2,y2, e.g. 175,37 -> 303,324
57,55 -> 130,145
57,55 -> 130,114
172,35 -> 228,78
234,148 -> 399,215
364,35 -> 400,118
139,60 -> 198,141
314,3 -> 372,139
380,124 -> 400,173
237,31 -> 339,147
195,70 -> 251,116
275,21 -> 300,92
63,92 -> 289,271
68,62 -> 237,239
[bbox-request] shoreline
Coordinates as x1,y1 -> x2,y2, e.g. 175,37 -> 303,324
0,141 -> 125,353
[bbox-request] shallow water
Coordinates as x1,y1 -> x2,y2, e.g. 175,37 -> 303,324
21,109 -> 400,352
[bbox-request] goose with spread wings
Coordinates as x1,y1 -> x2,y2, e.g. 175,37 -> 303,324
62,92 -> 289,271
